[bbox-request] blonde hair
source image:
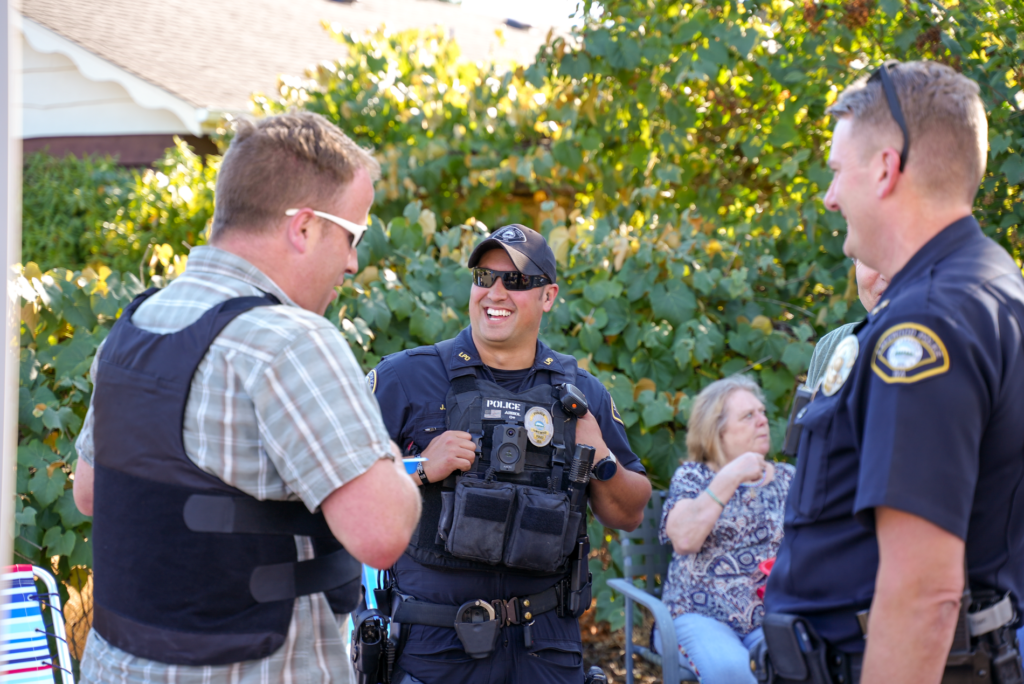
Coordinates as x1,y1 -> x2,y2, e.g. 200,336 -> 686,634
828,60 -> 988,204
210,112 -> 381,241
686,375 -> 765,469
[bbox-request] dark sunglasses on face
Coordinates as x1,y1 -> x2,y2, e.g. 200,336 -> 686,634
867,62 -> 910,172
472,267 -> 552,291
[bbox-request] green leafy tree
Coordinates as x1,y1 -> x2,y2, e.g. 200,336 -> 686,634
22,140 -> 217,274
22,153 -> 133,270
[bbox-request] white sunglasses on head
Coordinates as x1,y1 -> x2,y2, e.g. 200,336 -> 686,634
285,208 -> 367,248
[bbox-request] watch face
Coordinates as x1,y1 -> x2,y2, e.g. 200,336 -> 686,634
593,457 -> 617,481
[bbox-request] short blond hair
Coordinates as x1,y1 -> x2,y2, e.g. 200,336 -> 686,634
828,60 -> 987,204
210,112 -> 381,240
686,375 -> 765,469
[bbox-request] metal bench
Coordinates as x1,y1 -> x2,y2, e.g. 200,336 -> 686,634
606,491 -> 699,684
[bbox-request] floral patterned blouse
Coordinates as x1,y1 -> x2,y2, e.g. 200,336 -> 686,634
658,461 -> 795,637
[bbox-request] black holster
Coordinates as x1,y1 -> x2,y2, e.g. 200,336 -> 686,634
943,617 -> 1023,683
557,536 -> 592,619
753,614 -> 857,684
351,609 -> 390,684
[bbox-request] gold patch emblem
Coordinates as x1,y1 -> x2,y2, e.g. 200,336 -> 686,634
458,351 -> 471,361
365,369 -> 377,394
525,406 -> 554,447
872,323 -> 949,384
820,334 -> 859,397
544,357 -> 554,366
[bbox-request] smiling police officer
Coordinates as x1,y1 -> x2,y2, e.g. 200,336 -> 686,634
758,61 -> 1024,684
367,224 -> 652,684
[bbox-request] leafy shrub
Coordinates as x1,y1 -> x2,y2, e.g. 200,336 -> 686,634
21,153 -> 132,270
14,263 -> 146,657
22,140 -> 216,274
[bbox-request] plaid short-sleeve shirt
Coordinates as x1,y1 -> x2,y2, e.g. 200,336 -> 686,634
76,246 -> 392,684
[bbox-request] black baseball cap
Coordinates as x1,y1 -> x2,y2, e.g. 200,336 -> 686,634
467,224 -> 558,283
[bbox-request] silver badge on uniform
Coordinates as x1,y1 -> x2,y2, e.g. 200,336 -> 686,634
820,335 -> 859,397
525,406 -> 554,447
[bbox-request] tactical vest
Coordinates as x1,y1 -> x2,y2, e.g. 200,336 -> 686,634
405,338 -> 587,576
91,289 -> 362,666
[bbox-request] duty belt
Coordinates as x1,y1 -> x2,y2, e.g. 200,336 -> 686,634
392,585 -> 562,658
857,593 -> 1015,639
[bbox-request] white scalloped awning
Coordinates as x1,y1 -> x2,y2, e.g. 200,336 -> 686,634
20,16 -> 206,136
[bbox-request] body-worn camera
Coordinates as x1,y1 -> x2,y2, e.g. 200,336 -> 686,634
491,424 -> 529,474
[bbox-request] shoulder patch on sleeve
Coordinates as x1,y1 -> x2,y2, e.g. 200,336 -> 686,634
611,397 -> 624,425
366,368 -> 377,394
871,323 -> 949,384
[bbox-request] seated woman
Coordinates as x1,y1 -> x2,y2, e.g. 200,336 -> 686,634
658,375 -> 794,684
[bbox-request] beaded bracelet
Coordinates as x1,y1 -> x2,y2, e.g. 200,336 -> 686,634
739,470 -> 769,488
704,487 -> 727,508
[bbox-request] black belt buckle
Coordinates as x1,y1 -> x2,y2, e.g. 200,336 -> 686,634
454,600 -> 500,659
491,596 -> 520,626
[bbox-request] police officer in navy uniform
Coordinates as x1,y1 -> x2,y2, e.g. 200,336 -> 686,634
369,224 -> 652,683
760,61 -> 1024,684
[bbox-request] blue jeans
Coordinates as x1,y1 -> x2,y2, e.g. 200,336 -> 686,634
655,613 -> 764,684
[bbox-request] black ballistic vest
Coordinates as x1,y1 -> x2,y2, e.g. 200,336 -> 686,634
405,338 -> 587,576
91,289 -> 361,666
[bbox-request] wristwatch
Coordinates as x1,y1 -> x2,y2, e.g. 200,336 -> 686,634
415,461 -> 430,486
591,452 -> 618,482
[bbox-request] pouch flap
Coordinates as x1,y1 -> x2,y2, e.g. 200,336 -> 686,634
762,613 -> 810,681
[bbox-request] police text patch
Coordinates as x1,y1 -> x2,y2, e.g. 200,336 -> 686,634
366,369 -> 377,393
871,323 -> 949,384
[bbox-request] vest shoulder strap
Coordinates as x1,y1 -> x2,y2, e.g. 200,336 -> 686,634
434,338 -> 479,386
545,349 -> 579,386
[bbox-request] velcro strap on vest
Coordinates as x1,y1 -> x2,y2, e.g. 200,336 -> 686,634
968,593 -> 1015,637
394,585 -> 560,628
184,495 -> 334,537
249,548 -> 360,603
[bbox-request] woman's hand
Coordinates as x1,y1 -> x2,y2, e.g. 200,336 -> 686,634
720,451 -> 768,485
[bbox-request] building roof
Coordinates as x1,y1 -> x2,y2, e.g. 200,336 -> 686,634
21,0 -> 551,115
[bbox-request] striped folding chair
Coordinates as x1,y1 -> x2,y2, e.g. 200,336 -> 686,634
0,565 -> 74,684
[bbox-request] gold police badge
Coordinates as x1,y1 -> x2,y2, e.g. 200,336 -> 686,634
820,334 -> 859,397
525,406 -> 554,447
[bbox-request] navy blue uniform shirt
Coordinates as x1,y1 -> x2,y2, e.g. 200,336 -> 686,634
766,216 -> 1024,652
369,326 -> 644,657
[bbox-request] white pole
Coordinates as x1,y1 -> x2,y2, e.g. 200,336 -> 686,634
1,0 -> 23,573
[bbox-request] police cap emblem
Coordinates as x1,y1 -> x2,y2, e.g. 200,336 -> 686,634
872,323 -> 949,384
820,334 -> 859,396
496,226 -> 527,243
525,406 -> 554,447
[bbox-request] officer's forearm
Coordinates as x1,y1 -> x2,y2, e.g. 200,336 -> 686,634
862,506 -> 964,684
588,467 -> 651,531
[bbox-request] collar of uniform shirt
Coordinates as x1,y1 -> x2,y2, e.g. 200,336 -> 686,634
878,216 -> 980,298
182,246 -> 299,308
449,325 -> 567,374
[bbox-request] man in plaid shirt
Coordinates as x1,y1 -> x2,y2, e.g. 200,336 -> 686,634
73,112 -> 421,683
